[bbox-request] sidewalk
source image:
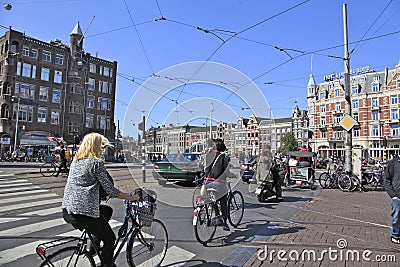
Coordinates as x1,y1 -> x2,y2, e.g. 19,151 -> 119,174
244,188 -> 400,266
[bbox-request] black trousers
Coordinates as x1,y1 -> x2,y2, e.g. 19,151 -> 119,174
63,205 -> 115,267
57,159 -> 69,175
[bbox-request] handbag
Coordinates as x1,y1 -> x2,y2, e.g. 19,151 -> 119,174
200,154 -> 222,196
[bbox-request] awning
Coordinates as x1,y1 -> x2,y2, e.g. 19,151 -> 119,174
20,133 -> 54,146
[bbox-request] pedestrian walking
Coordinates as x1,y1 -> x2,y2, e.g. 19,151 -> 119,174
384,156 -> 400,244
55,144 -> 69,177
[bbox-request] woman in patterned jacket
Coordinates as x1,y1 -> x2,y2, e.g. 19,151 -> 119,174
62,132 -> 139,267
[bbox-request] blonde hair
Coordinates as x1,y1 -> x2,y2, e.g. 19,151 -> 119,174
74,132 -> 110,161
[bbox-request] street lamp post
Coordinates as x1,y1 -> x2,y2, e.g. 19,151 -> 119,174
12,96 -> 19,152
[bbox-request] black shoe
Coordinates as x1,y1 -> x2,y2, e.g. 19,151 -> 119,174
222,223 -> 230,231
277,197 -> 284,202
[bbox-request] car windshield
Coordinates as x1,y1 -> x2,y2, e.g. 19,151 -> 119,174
166,153 -> 200,162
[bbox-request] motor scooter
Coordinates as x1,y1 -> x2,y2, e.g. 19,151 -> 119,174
255,179 -> 276,202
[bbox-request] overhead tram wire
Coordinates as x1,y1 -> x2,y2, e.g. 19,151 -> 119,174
123,0 -> 155,75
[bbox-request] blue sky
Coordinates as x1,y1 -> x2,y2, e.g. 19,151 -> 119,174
2,0 -> 400,137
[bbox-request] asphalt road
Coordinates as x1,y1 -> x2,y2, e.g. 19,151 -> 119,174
0,162 -> 324,266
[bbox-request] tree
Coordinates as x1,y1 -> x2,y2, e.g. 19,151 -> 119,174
280,132 -> 298,155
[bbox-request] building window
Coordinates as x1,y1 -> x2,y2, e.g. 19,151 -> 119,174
97,115 -> 107,129
22,47 -> 29,56
89,63 -> 96,73
321,117 -> 326,125
320,92 -> 325,100
70,84 -> 82,94
88,78 -> 95,90
321,130 -> 326,138
374,76 -> 380,82
87,97 -> 94,109
372,97 -> 378,107
360,77 -> 366,83
86,114 -> 94,128
103,67 -> 109,77
372,111 -> 379,121
19,83 -> 30,99
372,125 -> 379,136
42,50 -> 51,62
41,67 -> 50,81
335,89 -> 340,97
39,86 -> 48,101
51,111 -> 60,125
99,66 -> 103,75
321,104 -> 326,113
67,122 -> 80,134
352,86 -> 359,95
353,128 -> 360,137
352,100 -> 358,109
37,108 -> 47,123
353,113 -> 359,122
334,116 -> 341,124
55,54 -> 63,65
54,70 -> 62,83
13,104 -> 30,122
21,63 -> 32,78
16,61 -> 22,76
69,101 -> 82,114
30,49 -> 38,59
102,81 -> 108,94
372,84 -> 379,92
392,125 -> 399,136
52,89 -> 61,103
391,109 -> 399,120
335,102 -> 340,111
398,80 -> 400,88
391,95 -> 398,105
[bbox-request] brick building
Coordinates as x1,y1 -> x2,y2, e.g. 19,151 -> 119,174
0,23 -> 117,155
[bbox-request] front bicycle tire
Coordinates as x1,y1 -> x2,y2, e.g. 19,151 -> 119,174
319,172 -> 330,188
194,204 -> 217,245
127,218 -> 168,267
338,174 -> 353,191
39,246 -> 95,267
40,162 -> 56,177
228,190 -> 244,227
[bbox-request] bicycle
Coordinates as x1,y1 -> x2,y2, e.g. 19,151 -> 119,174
319,165 -> 347,189
362,166 -> 385,190
192,180 -> 244,245
36,188 -> 168,267
40,156 -> 69,177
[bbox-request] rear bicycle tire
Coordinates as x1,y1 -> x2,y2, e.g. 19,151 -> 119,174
194,204 -> 217,245
39,246 -> 95,267
228,190 -> 244,227
192,186 -> 201,209
127,218 -> 168,267
40,162 -> 57,177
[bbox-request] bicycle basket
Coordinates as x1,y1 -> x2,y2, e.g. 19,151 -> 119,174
131,201 -> 157,227
134,188 -> 157,203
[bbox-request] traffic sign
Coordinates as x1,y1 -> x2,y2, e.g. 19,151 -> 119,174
339,114 -> 357,131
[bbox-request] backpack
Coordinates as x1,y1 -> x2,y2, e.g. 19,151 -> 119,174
65,149 -> 71,160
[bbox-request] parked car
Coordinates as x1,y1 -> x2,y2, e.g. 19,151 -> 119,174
152,152 -> 204,185
240,156 -> 256,183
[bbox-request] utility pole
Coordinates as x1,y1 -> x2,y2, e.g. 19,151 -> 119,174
141,115 -> 146,183
209,102 -> 213,139
343,4 -> 352,173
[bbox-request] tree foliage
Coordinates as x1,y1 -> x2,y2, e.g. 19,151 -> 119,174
280,132 -> 298,155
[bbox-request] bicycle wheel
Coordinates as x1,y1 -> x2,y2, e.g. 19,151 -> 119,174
127,218 -> 168,267
192,186 -> 202,209
319,172 -> 330,188
39,246 -> 95,267
40,162 -> 56,177
194,203 -> 217,245
228,190 -> 244,227
338,174 -> 353,191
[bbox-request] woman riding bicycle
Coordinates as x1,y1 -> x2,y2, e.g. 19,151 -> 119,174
204,138 -> 233,231
61,132 -> 139,267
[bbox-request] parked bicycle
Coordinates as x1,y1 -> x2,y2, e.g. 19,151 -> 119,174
319,165 -> 350,191
193,180 -> 244,245
361,165 -> 385,190
36,189 -> 168,267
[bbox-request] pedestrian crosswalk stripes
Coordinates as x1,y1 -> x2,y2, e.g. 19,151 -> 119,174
0,185 -> 41,194
0,192 -> 58,205
0,172 -> 196,267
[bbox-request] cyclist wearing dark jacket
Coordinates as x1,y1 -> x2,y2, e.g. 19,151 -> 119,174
55,144 -> 68,177
384,156 -> 400,244
204,139 -> 232,231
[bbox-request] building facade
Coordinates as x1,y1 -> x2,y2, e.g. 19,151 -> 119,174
0,24 -> 117,154
307,63 -> 400,160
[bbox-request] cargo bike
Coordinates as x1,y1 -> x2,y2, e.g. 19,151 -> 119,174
285,151 -> 317,190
